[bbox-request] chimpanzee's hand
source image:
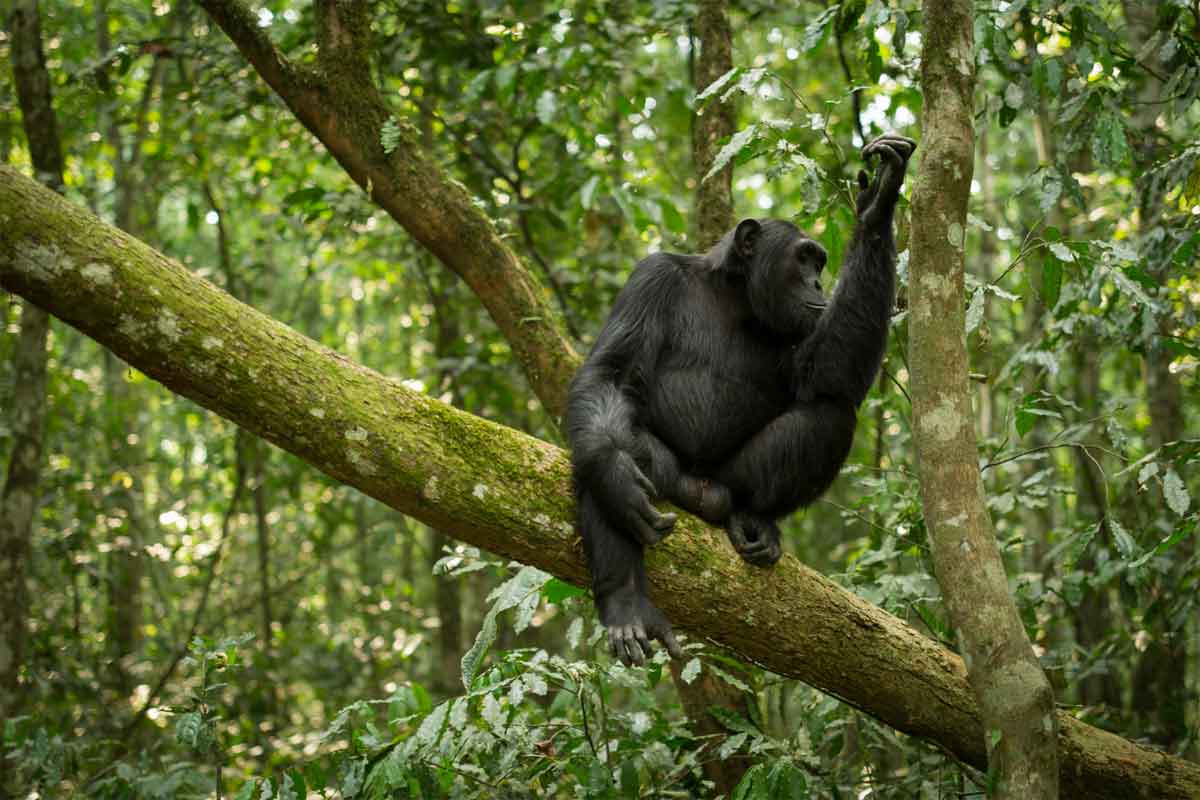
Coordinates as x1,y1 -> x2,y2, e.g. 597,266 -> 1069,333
726,512 -> 782,566
673,475 -> 733,524
600,451 -> 678,546
855,133 -> 917,230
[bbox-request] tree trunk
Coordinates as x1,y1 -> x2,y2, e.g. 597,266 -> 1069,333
1,167 -> 1197,798
1,0 -> 59,752
909,2 -> 1058,796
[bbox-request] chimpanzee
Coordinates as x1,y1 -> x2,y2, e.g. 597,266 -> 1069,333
565,134 -> 916,665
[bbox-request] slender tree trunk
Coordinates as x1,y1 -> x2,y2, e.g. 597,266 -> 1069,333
1,1 -> 59,768
251,440 -> 273,651
1070,350 -> 1123,714
425,277 -> 466,695
909,2 -> 1058,796
103,352 -> 144,694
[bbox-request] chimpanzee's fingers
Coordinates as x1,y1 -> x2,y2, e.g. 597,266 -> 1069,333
623,627 -> 646,665
633,624 -> 654,660
627,502 -> 675,546
725,516 -> 750,550
631,464 -> 656,497
877,133 -> 917,157
864,140 -> 904,170
659,628 -> 684,660
638,494 -> 676,531
628,513 -> 661,546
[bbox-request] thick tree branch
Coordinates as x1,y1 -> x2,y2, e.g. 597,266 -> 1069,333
1,168 -> 1197,798
195,0 -> 578,415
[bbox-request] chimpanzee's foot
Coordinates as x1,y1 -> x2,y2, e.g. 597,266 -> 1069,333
725,512 -> 782,566
674,475 -> 733,524
598,586 -> 683,666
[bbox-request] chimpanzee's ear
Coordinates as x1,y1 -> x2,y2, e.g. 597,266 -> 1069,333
733,218 -> 761,261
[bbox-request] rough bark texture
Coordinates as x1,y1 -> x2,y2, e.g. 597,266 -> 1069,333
194,0 -> 578,416
690,0 -> 736,247
909,2 -> 1059,797
1,0 -> 57,744
2,168 -> 1199,798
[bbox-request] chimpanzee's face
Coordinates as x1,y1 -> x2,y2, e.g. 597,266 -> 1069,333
746,220 -> 827,338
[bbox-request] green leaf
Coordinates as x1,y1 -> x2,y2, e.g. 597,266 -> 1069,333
461,610 -> 498,690
234,780 -> 257,800
278,773 -> 300,800
1045,58 -> 1063,94
1042,258 -> 1062,309
733,763 -> 769,800
680,657 -> 701,684
380,118 -> 403,156
1163,470 -> 1190,516
965,287 -> 985,333
801,6 -> 841,53
704,125 -> 758,183
619,759 -> 640,799
697,67 -> 739,102
766,761 -> 807,798
580,175 -> 601,210
657,199 -> 686,234
709,706 -> 758,734
862,38 -> 883,84
1109,518 -> 1138,560
463,567 -> 550,688
415,702 -> 449,748
542,578 -> 585,604
1091,113 -> 1131,168
1036,171 -> 1062,214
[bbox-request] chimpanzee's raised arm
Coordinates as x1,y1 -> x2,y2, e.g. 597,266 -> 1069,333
796,134 -> 915,408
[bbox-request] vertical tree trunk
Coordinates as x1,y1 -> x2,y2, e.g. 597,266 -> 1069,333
251,439 -> 274,651
1070,350 -> 1123,714
422,261 -> 467,695
909,2 -> 1059,796
1,0 -> 60,753
690,0 -> 736,246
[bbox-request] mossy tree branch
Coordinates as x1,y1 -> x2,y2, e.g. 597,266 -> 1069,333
1,168 -> 1198,798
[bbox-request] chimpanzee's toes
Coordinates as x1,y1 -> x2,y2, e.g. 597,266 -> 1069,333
726,513 -> 782,567
602,593 -> 681,666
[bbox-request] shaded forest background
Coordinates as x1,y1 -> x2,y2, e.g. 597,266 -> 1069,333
0,0 -> 1197,797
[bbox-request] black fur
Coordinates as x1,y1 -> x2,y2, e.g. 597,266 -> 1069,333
565,135 -> 916,665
